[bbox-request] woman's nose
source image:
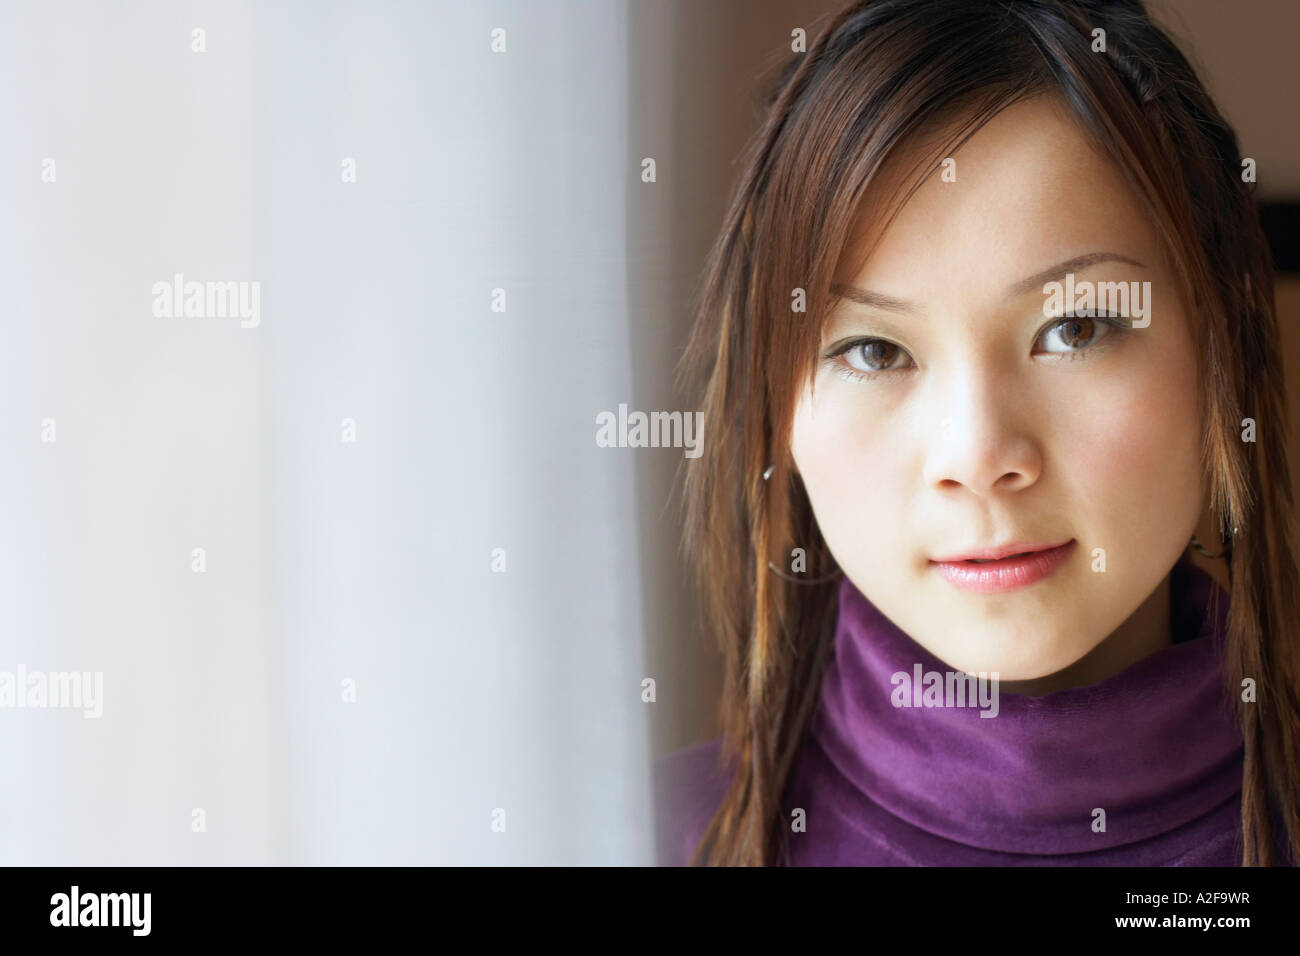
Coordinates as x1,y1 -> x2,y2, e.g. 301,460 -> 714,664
922,371 -> 1043,496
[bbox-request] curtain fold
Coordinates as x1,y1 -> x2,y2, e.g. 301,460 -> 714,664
0,0 -> 652,865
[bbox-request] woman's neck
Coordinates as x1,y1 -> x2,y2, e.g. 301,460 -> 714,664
999,573 -> 1173,696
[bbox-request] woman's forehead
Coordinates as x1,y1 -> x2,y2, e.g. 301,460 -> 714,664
834,96 -> 1154,298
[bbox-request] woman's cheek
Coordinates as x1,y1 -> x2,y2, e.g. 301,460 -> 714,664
1062,359 -> 1202,555
795,385 -> 885,486
793,391 -> 902,571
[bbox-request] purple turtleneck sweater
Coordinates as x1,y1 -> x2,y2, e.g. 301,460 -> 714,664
655,559 -> 1288,865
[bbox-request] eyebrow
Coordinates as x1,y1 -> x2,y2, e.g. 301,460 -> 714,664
830,252 -> 1147,313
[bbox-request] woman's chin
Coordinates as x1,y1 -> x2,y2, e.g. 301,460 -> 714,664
920,632 -> 1096,685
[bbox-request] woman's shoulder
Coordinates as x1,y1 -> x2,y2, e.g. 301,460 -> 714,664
652,736 -> 737,866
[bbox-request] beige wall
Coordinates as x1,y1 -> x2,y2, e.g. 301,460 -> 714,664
1147,0 -> 1300,199
633,0 -> 831,759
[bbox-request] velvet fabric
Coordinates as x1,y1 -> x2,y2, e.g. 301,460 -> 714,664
654,559 -> 1285,865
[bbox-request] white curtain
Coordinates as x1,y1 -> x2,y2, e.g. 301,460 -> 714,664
0,0 -> 653,865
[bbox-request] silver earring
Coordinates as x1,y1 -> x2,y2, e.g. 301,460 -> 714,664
1190,526 -> 1236,561
761,463 -> 843,584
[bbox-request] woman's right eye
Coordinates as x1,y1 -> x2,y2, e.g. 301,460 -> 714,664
833,339 -> 914,374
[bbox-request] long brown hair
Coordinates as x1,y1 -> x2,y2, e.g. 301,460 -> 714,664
677,0 -> 1300,866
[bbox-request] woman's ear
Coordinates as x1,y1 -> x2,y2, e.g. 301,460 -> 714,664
1188,495 -> 1232,594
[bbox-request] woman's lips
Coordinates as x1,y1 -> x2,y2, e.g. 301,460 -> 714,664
930,539 -> 1077,594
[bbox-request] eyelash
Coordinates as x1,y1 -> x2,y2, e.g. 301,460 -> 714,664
823,313 -> 1131,384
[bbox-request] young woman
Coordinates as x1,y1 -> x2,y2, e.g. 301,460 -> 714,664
655,0 -> 1300,866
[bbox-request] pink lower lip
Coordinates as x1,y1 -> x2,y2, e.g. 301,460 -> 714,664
931,540 -> 1076,593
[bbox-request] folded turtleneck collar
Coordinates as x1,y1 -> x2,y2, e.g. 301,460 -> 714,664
809,559 -> 1243,855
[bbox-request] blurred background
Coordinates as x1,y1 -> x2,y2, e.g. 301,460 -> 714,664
0,0 -> 1294,865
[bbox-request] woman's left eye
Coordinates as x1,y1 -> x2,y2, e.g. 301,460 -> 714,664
1034,313 -> 1126,354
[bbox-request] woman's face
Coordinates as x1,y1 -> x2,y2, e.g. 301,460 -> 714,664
789,94 -> 1206,682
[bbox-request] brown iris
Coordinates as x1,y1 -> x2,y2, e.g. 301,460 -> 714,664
857,341 -> 901,370
1056,316 -> 1096,349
